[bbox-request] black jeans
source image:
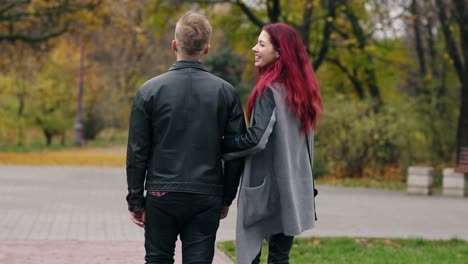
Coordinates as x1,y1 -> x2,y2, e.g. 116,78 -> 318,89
144,192 -> 222,264
252,233 -> 294,264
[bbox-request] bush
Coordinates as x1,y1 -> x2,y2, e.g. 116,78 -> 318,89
83,105 -> 107,140
315,97 -> 428,178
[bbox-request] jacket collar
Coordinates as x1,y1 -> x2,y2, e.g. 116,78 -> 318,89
168,60 -> 208,72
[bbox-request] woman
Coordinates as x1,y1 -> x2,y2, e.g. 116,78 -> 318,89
222,23 -> 322,264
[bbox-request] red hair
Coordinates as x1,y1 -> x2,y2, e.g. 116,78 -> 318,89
247,23 -> 322,133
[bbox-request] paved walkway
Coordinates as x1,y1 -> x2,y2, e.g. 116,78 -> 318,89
1,165 -> 468,263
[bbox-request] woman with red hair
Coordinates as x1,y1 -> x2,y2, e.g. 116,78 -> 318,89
222,23 -> 322,264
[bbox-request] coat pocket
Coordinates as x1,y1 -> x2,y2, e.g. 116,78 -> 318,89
241,175 -> 275,227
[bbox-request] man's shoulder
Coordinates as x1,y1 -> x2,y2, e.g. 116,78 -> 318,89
137,72 -> 172,95
138,70 -> 238,98
208,73 -> 235,90
140,72 -> 171,88
202,72 -> 237,93
192,70 -> 238,97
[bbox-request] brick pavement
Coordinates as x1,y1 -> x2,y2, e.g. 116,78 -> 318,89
0,166 -> 233,264
0,241 -> 231,264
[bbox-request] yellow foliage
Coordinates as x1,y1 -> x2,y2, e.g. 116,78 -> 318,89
364,45 -> 376,52
0,149 -> 125,167
338,18 -> 345,26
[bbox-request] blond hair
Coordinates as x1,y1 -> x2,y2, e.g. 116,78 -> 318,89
175,11 -> 212,56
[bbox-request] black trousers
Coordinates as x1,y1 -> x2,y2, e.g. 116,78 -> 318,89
144,192 -> 222,264
251,233 -> 294,264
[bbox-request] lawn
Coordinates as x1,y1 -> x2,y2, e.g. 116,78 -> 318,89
218,237 -> 468,264
0,148 -> 125,167
0,129 -> 126,167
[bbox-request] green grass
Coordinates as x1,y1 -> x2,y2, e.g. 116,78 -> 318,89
218,237 -> 468,264
84,129 -> 128,147
0,129 -> 128,152
0,142 -> 71,152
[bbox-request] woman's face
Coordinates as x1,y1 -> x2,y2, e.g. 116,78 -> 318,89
252,30 -> 279,67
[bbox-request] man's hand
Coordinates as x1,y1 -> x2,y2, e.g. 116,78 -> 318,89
220,206 -> 229,219
130,210 -> 146,228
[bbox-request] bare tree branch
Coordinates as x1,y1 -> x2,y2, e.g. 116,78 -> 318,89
411,0 -> 427,79
300,0 -> 314,49
343,2 -> 382,104
0,0 -> 29,15
0,0 -> 101,44
435,0 -> 464,82
235,0 -> 265,28
327,57 -> 365,99
266,0 -> 280,23
312,0 -> 339,70
0,20 -> 70,43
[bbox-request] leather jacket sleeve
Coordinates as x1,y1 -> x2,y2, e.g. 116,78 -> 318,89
222,92 -> 247,206
222,87 -> 276,160
126,89 -> 152,211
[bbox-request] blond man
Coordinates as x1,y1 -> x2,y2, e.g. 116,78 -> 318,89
126,11 -> 246,264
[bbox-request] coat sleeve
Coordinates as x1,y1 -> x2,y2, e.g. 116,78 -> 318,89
222,87 -> 276,160
221,87 -> 247,206
126,89 -> 152,212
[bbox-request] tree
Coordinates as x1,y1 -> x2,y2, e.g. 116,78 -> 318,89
28,39 -> 76,145
195,1 -> 389,103
65,0 -> 177,137
0,0 -> 101,44
228,0 -> 339,71
204,45 -> 251,100
403,0 -> 457,163
434,0 -> 468,165
0,43 -> 38,145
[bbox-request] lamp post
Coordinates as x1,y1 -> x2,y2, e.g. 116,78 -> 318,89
75,43 -> 84,146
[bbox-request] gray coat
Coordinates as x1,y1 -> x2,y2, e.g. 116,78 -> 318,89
223,84 -> 316,264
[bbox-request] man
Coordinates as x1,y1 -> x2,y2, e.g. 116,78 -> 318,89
126,11 -> 246,264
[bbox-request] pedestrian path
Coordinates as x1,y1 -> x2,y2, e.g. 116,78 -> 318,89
1,165 -> 467,263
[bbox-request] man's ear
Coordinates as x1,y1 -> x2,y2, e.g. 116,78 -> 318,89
203,44 -> 211,55
171,40 -> 177,52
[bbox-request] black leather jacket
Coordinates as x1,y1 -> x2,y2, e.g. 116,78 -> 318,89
126,60 -> 246,211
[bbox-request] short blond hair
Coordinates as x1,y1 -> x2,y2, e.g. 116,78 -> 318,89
175,11 -> 212,56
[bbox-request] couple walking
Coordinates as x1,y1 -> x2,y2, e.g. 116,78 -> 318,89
126,11 -> 322,264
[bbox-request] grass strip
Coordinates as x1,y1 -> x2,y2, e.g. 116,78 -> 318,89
0,150 -> 125,167
218,237 -> 468,264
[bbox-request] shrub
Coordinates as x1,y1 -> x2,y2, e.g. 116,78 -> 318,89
315,97 -> 429,178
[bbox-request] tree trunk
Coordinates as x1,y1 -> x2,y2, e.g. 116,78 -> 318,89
435,0 -> 464,82
435,0 -> 467,163
411,0 -> 427,80
327,57 -> 366,99
363,61 -> 381,105
267,0 -> 281,23
344,3 -> 382,105
457,82 -> 468,162
44,131 -> 53,146
311,0 -> 338,71
426,13 -> 446,103
455,0 -> 468,163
